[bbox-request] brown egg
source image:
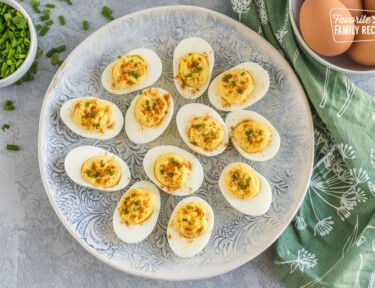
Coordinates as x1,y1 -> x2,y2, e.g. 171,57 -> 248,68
347,22 -> 375,66
364,0 -> 375,16
300,0 -> 355,56
340,0 -> 363,17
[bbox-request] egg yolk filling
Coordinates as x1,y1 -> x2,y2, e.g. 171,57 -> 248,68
154,153 -> 190,191
179,53 -> 209,88
188,115 -> 224,151
112,55 -> 147,89
233,120 -> 271,153
81,156 -> 122,188
134,89 -> 169,127
224,164 -> 261,199
118,188 -> 155,226
73,99 -> 113,133
216,69 -> 254,105
172,202 -> 207,238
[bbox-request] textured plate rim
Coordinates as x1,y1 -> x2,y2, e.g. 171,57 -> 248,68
38,5 -> 314,281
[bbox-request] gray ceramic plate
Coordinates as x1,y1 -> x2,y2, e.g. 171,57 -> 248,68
38,6 -> 314,280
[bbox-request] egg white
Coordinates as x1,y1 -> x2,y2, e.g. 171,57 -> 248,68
219,162 -> 272,216
225,110 -> 280,161
101,48 -> 162,95
64,146 -> 131,192
125,88 -> 174,144
143,145 -> 204,196
208,62 -> 270,111
167,196 -> 214,258
113,181 -> 160,243
60,97 -> 124,140
176,103 -> 229,156
173,37 -> 214,99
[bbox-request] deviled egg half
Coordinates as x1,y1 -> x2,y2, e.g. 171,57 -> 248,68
60,97 -> 124,140
64,146 -> 131,192
225,110 -> 280,161
167,196 -> 214,258
113,181 -> 160,243
125,87 -> 174,144
176,103 -> 228,156
219,162 -> 272,216
143,145 -> 204,196
208,62 -> 270,111
102,48 -> 162,95
173,37 -> 214,99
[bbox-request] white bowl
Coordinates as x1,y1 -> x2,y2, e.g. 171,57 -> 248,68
289,0 -> 375,74
0,0 -> 38,88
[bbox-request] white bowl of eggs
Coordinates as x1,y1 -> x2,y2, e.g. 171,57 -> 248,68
290,0 -> 375,73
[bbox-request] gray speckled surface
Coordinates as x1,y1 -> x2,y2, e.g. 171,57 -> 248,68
0,1 -> 374,287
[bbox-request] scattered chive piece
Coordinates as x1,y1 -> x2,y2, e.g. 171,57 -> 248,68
58,15 -> 65,25
46,3 -> 55,8
117,55 -> 122,59
108,170 -> 114,176
101,6 -> 114,20
4,100 -> 14,111
46,48 -> 56,57
30,0 -> 41,6
65,0 -> 73,5
39,26 -> 49,36
45,19 -> 54,26
83,20 -> 88,30
100,159 -> 104,167
35,24 -> 42,31
57,60 -> 64,66
14,80 -> 22,85
6,144 -> 19,151
40,14 -> 49,21
2,124 -> 10,131
30,61 -> 38,74
51,53 -> 59,65
32,5 -> 41,13
190,141 -> 197,145
130,70 -> 138,79
43,9 -> 50,15
167,172 -> 174,177
222,74 -> 233,81
55,45 -> 66,53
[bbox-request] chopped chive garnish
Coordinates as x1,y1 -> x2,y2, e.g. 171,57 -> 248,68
2,124 -> 10,131
46,3 -> 55,8
222,74 -> 233,81
239,182 -> 246,189
6,144 -> 19,151
231,80 -> 236,86
87,112 -> 95,118
101,6 -> 113,20
95,123 -> 100,129
58,15 -> 65,25
182,218 -> 188,221
32,5 -> 41,13
83,20 -> 88,30
36,48 -> 44,58
232,173 -> 239,180
138,90 -> 143,94
190,141 -> 197,145
30,0 -> 40,6
35,24 -> 42,31
46,48 -> 56,57
43,9 -> 50,15
45,19 -> 54,26
100,160 -> 104,167
117,55 -> 122,59
108,170 -> 114,176
40,14 -> 49,21
51,53 -> 59,65
237,88 -> 243,94
30,61 -> 38,74
4,100 -> 14,111
160,169 -> 165,174
167,172 -> 174,177
130,70 -> 138,79
258,130 -> 263,135
39,26 -> 49,36
55,45 -> 66,53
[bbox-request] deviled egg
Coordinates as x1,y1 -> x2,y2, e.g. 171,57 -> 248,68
113,181 -> 160,243
173,37 -> 214,99
208,62 -> 270,111
225,110 -> 280,161
64,146 -> 131,192
143,145 -> 204,196
167,196 -> 214,257
102,48 -> 162,95
125,87 -> 174,144
176,103 -> 228,156
60,97 -> 124,140
219,162 -> 272,216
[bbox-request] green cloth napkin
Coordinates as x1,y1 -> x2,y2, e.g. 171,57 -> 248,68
230,0 -> 375,287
